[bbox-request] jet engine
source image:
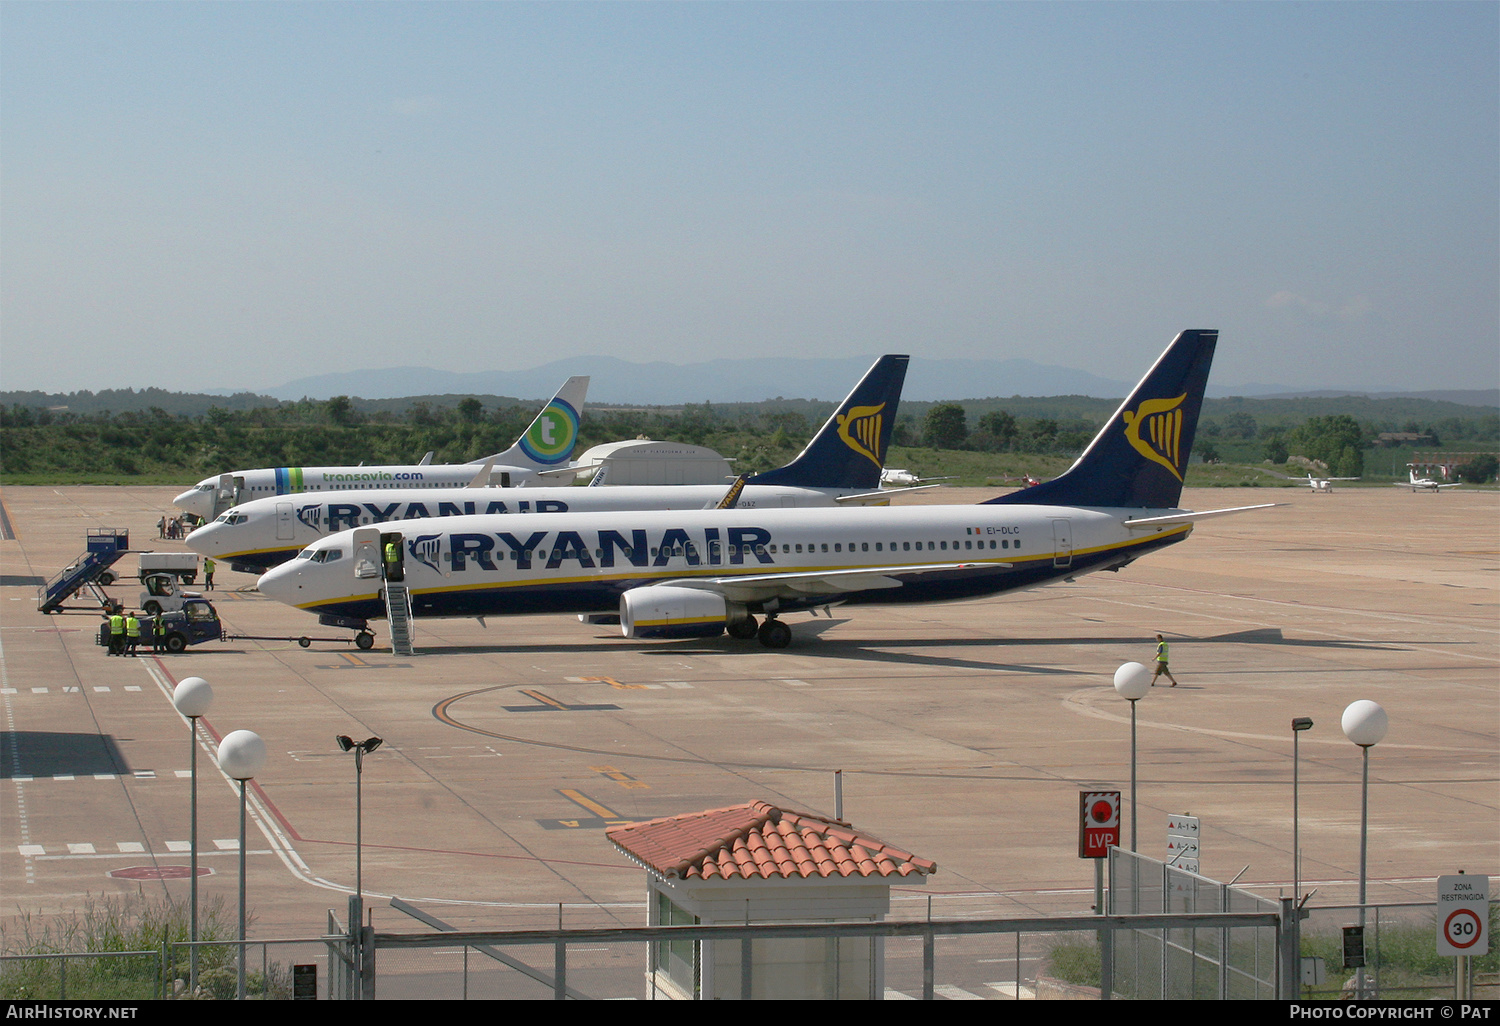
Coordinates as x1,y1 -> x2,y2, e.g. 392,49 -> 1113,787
619,585 -> 728,639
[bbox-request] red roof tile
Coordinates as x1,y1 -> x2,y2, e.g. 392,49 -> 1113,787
607,801 -> 937,882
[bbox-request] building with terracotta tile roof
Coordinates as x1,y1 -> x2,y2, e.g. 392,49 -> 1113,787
607,800 -> 937,1000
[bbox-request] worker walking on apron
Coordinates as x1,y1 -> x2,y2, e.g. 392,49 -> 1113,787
1151,633 -> 1178,687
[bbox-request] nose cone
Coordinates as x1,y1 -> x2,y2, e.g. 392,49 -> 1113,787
174,486 -> 213,518
183,522 -> 220,558
256,562 -> 298,604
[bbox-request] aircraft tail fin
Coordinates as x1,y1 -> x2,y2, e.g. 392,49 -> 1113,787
746,355 -> 909,490
473,375 -> 589,469
985,331 -> 1217,510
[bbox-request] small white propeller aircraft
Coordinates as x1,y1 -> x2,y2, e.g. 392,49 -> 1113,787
1398,467 -> 1461,492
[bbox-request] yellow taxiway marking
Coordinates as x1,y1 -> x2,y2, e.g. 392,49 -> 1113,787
558,789 -> 620,819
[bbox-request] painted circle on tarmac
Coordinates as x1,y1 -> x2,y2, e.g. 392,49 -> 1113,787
109,866 -> 212,881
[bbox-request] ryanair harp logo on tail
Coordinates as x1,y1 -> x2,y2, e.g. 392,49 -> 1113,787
1122,393 -> 1189,481
837,403 -> 886,469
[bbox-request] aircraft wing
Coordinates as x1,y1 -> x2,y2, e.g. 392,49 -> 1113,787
531,465 -> 587,479
1122,503 -> 1282,530
657,561 -> 1009,603
833,484 -> 944,504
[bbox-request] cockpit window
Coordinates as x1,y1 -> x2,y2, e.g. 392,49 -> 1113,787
296,549 -> 315,560
310,548 -> 344,563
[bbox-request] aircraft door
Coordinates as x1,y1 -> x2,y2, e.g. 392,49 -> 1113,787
212,475 -> 243,517
275,502 -> 296,541
1051,518 -> 1073,569
352,528 -> 382,579
379,531 -> 405,582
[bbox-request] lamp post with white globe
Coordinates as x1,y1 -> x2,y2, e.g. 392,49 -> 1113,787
217,729 -> 266,1001
1114,662 -> 1153,851
171,677 -> 213,992
1342,700 -> 1388,999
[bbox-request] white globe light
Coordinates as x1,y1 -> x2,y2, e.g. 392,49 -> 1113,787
1114,661 -> 1152,701
173,677 -> 214,718
218,730 -> 267,779
1341,700 -> 1388,748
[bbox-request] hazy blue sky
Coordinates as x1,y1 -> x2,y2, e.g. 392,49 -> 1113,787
3,2 -> 1496,396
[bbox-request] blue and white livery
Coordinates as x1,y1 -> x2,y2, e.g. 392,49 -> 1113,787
258,332 -> 1275,650
172,378 -> 589,519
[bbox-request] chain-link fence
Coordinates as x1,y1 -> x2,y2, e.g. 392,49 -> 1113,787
1106,847 -> 1280,1000
1,938 -> 335,1000
1296,901 -> 1500,1001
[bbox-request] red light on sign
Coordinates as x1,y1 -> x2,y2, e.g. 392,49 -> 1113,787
1079,790 -> 1122,859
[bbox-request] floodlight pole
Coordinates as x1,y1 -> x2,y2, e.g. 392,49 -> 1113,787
1292,717 -> 1314,903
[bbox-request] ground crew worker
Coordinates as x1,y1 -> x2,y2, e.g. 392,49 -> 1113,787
203,558 -> 215,591
383,540 -> 400,581
151,612 -> 167,653
1150,633 -> 1178,687
125,611 -> 142,657
108,610 -> 125,656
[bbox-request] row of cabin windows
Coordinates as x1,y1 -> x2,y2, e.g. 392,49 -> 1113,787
774,539 -> 1018,553
248,482 -> 459,493
420,537 -> 1024,563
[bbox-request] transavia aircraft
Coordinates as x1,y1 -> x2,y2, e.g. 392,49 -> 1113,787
258,330 -> 1276,651
172,377 -> 589,520
188,357 -> 912,573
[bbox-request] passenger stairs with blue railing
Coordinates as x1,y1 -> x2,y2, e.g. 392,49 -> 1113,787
38,529 -> 131,614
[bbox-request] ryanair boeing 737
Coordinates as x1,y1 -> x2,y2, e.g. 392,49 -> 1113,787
172,376 -> 590,520
258,331 -> 1274,651
188,356 -> 911,573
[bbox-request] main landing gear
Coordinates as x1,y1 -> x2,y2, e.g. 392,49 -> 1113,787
726,614 -> 792,649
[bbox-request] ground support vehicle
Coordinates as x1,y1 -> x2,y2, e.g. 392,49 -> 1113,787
137,552 -> 199,584
96,598 -> 223,653
138,573 -> 204,616
38,529 -> 131,613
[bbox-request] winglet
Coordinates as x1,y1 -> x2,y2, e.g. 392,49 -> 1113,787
746,355 -> 909,490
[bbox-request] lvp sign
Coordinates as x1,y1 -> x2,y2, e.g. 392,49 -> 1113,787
1079,791 -> 1120,859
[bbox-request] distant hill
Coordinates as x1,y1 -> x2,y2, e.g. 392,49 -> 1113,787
253,358 -> 1499,407
5,360 -> 1494,418
253,355 -> 1137,405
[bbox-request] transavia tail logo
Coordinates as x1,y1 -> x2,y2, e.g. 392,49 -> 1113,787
837,403 -> 886,469
519,399 -> 580,466
408,534 -> 443,574
275,467 -> 306,494
1122,393 -> 1188,481
295,504 -> 321,529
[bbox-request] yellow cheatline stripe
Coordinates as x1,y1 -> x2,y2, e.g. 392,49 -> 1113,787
559,789 -> 619,819
298,529 -> 1191,611
215,544 -> 302,559
635,615 -> 724,627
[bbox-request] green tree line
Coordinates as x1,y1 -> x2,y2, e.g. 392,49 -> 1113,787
3,395 -> 1495,484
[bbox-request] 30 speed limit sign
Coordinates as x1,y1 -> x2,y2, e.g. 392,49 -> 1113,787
1436,875 -> 1489,956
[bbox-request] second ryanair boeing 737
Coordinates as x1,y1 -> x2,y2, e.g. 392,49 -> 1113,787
187,356 -> 912,573
258,331 -> 1274,651
172,376 -> 590,520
